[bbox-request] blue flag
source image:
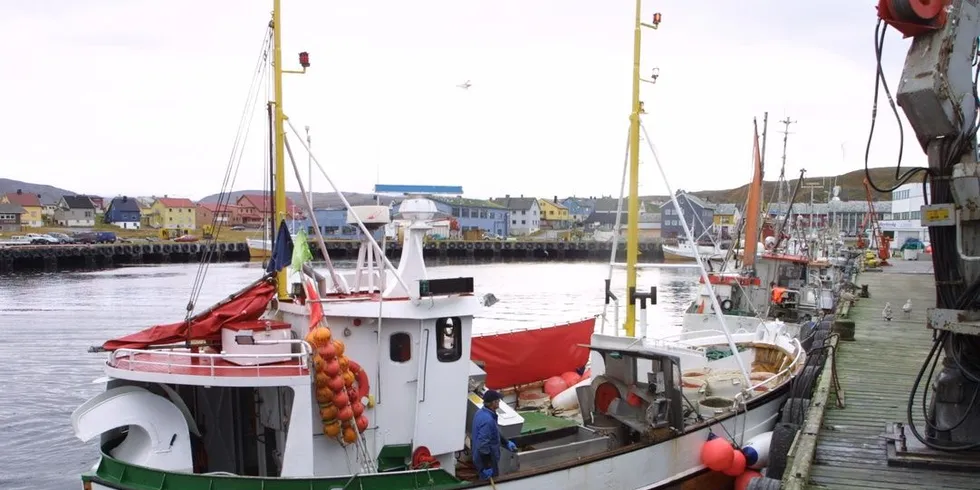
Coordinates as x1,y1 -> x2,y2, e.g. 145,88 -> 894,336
265,220 -> 294,273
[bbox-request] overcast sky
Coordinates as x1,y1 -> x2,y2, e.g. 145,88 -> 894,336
0,0 -> 921,201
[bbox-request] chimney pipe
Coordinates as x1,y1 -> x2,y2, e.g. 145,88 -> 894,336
16,189 -> 22,195
553,195 -> 558,203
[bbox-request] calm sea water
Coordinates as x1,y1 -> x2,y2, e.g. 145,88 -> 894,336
0,260 -> 700,490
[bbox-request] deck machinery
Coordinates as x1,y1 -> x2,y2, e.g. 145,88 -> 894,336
877,0 -> 980,470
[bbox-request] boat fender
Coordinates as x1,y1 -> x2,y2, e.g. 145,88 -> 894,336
552,377 -> 592,411
720,299 -> 734,312
741,431 -> 773,469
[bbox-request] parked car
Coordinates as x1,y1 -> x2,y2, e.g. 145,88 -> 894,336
71,231 -> 98,244
48,232 -> 74,244
25,233 -> 59,244
95,231 -> 117,243
230,225 -> 246,231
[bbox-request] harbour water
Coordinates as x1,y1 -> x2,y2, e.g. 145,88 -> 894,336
0,260 -> 701,490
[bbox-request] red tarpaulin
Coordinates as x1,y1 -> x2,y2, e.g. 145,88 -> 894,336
471,317 -> 596,389
102,279 -> 277,351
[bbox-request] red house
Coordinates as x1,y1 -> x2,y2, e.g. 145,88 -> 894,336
235,194 -> 304,228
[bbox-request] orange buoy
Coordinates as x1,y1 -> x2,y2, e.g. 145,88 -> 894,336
356,415 -> 369,432
722,448 -> 747,476
333,340 -> 345,357
332,389 -> 350,408
315,372 -> 330,386
324,359 -> 341,377
343,370 -> 355,387
544,376 -> 568,398
320,404 -> 339,421
734,469 -> 762,490
338,354 -> 350,370
323,420 -> 341,437
315,386 -> 334,404
318,343 -> 337,359
342,427 -> 358,443
337,405 -> 354,422
327,375 -> 345,392
700,435 -> 735,472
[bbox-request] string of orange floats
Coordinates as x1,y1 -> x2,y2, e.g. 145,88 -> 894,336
305,325 -> 370,445
700,433 -> 765,489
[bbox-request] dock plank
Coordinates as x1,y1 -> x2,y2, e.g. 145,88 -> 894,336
806,261 -> 979,489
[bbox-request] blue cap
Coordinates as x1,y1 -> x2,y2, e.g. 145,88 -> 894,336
483,389 -> 502,404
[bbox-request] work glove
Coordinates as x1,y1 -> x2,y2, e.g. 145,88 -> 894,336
479,468 -> 494,480
506,441 -> 517,452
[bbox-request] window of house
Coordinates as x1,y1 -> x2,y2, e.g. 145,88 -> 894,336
389,332 -> 412,363
435,317 -> 462,362
479,210 -> 486,219
521,220 -> 526,225
512,220 -> 517,225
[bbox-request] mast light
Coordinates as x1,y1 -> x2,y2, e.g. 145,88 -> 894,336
652,13 -> 662,28
299,51 -> 310,68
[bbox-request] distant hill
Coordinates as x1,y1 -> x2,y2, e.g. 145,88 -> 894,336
197,190 -> 399,208
641,166 -> 926,205
0,178 -> 76,204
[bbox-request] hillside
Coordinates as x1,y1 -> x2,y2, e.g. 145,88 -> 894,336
0,178 -> 76,204
644,166 -> 926,205
197,190 -> 399,208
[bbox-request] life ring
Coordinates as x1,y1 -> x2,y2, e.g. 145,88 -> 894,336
720,299 -> 734,312
348,359 -> 371,400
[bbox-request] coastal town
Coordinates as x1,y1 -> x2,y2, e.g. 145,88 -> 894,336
0,182 -> 925,251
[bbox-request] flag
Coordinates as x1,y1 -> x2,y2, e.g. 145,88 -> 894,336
265,220 -> 294,273
305,277 -> 324,330
291,228 -> 313,272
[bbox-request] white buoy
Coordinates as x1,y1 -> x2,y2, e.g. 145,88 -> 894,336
552,377 -> 593,411
742,431 -> 773,469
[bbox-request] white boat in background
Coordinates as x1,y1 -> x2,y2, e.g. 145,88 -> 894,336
246,237 -> 273,259
663,241 -> 725,262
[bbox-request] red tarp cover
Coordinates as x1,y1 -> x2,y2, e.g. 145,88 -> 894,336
102,280 -> 277,351
471,317 -> 596,389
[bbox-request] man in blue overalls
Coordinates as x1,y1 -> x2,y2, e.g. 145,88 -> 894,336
471,389 -> 517,480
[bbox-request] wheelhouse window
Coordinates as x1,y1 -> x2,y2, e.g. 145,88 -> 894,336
390,332 -> 412,363
436,317 -> 462,362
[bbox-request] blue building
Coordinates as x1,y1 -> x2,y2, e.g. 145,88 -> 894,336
297,208 -> 382,240
659,191 -> 715,240
390,197 -> 509,237
560,197 -> 595,226
104,196 -> 142,230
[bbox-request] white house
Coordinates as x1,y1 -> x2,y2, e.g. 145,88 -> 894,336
490,196 -> 540,236
880,183 -> 930,248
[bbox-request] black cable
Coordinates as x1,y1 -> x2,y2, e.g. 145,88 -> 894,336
864,19 -> 933,195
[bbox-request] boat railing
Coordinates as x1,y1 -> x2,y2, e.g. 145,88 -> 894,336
107,339 -> 313,377
659,328 -> 752,342
734,337 -> 804,404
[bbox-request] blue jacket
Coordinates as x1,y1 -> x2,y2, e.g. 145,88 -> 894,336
471,406 -> 509,477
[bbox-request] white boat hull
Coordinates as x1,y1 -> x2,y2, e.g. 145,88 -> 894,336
682,312 -> 802,340
663,244 -> 724,262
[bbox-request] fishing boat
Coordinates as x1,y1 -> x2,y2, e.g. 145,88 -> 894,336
662,240 -> 725,262
72,2 -> 805,489
681,121 -> 854,339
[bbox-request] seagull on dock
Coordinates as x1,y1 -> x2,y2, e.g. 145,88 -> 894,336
902,299 -> 912,319
882,302 -> 893,322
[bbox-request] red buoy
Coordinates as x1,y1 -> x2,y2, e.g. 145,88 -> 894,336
700,437 -> 735,472
722,448 -> 747,476
735,469 -> 763,490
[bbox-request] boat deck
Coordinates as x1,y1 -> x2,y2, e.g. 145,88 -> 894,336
110,351 -> 309,378
804,260 -> 979,489
519,410 -> 579,435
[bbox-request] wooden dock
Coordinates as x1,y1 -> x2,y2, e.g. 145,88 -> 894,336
793,260 -> 979,489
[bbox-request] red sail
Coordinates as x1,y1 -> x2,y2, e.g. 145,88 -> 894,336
471,317 -> 596,389
102,279 -> 277,351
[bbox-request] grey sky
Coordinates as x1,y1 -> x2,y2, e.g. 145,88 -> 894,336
0,1 -> 919,200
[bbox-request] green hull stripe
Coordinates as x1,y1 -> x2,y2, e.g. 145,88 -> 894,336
84,449 -> 468,490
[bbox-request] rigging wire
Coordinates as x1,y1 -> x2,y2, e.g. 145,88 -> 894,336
184,26 -> 273,320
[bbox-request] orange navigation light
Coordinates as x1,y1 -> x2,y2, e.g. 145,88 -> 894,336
652,13 -> 662,28
299,51 -> 310,68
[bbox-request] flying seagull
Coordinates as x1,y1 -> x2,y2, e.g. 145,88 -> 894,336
456,80 -> 472,90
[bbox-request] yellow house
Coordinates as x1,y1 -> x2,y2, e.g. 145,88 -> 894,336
1,191 -> 44,227
149,197 -> 197,230
537,198 -> 571,229
713,203 -> 741,238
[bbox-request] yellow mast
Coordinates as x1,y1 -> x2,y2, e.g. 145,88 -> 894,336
270,0 -> 309,299
624,0 -> 643,337
272,0 -> 288,299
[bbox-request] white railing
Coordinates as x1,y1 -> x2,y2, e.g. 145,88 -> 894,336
735,337 -> 804,400
108,340 -> 313,378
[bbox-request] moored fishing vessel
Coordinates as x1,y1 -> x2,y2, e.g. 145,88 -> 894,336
72,2 -> 807,489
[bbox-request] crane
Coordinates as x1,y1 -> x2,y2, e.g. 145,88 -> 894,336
875,0 -> 980,463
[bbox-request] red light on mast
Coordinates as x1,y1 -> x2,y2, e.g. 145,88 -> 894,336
299,51 -> 310,68
652,13 -> 662,27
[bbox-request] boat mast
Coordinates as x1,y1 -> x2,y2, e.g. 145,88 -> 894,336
272,0 -> 288,298
624,0 -> 643,337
